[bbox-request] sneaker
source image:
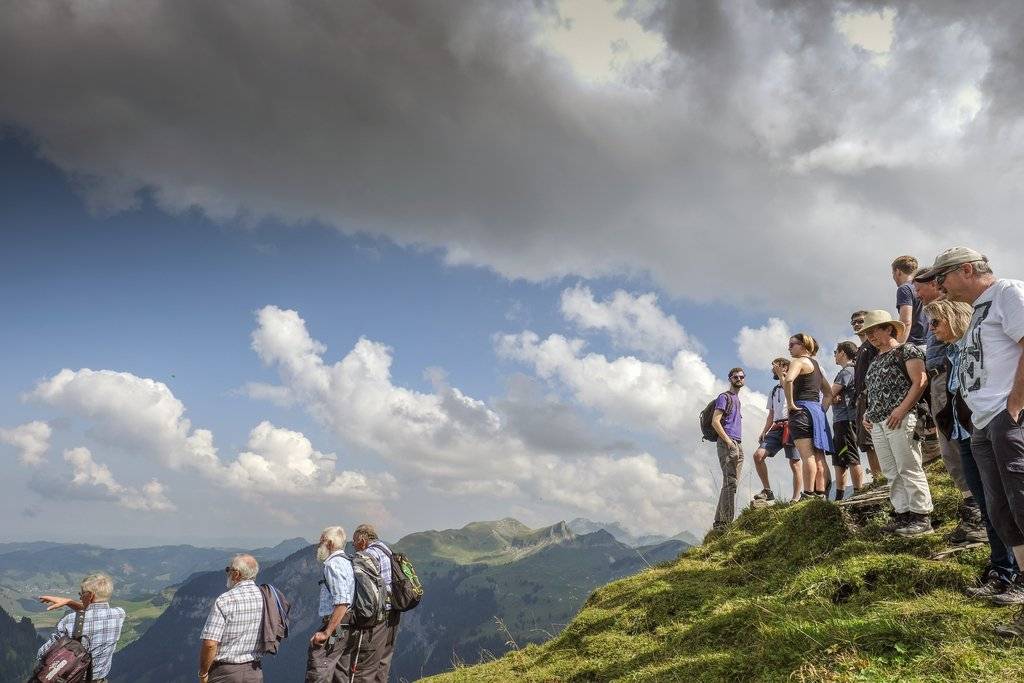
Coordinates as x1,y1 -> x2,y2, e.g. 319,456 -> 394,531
798,491 -> 816,501
895,513 -> 934,537
994,607 -> 1024,637
991,576 -> 1024,606
949,503 -> 987,544
966,570 -> 1008,599
753,489 -> 775,501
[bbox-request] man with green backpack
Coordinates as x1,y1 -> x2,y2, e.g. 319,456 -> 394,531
352,524 -> 421,682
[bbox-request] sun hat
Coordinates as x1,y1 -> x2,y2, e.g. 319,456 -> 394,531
914,246 -> 987,282
859,309 -> 905,338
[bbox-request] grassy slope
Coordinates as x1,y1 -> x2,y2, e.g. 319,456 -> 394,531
430,462 -> 1024,682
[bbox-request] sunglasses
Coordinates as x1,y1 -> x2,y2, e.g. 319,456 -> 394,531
851,319 -> 865,326
928,318 -> 943,329
935,264 -> 965,285
224,566 -> 233,574
730,374 -> 745,380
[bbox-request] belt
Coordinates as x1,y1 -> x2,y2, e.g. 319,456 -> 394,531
927,366 -> 944,378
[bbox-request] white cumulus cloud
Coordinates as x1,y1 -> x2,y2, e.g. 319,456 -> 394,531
735,318 -> 792,371
63,446 -> 176,511
560,284 -> 699,359
0,420 -> 51,465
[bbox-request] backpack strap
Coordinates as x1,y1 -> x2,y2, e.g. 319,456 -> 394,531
72,608 -> 86,641
719,392 -> 733,418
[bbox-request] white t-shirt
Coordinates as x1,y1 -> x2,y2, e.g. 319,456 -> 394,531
958,279 -> 1024,428
765,384 -> 787,422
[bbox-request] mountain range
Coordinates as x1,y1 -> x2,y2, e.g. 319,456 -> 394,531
0,537 -> 310,648
110,518 -> 689,682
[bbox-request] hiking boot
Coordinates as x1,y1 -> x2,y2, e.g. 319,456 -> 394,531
994,607 -> 1024,637
881,511 -> 909,533
948,501 -> 987,544
967,570 -> 1008,600
753,488 -> 775,502
991,575 -> 1024,606
895,513 -> 934,537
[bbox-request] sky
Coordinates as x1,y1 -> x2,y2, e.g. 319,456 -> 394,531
1,0 -> 1022,547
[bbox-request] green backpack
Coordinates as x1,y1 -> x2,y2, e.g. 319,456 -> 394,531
380,546 -> 424,612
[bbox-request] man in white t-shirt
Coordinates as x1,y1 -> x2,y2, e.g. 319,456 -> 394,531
926,246 -> 1024,637
751,358 -> 802,503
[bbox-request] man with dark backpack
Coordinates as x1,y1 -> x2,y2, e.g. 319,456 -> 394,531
35,572 -> 125,683
710,368 -> 745,529
351,524 -> 417,683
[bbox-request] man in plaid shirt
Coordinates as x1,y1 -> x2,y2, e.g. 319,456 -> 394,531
37,572 -> 126,682
199,554 -> 265,683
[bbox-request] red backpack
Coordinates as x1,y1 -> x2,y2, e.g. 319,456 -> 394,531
28,609 -> 93,683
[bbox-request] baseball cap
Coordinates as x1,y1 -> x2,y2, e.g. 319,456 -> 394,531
914,246 -> 987,282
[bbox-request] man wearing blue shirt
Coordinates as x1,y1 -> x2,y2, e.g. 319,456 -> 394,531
305,526 -> 357,683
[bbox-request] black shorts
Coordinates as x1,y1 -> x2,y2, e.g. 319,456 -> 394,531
788,408 -> 814,442
832,420 -> 861,468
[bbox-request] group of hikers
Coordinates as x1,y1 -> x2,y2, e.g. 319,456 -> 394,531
706,246 -> 1024,639
31,523 -> 413,683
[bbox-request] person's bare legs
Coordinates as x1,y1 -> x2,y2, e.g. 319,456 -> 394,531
795,438 -> 816,495
866,447 -> 882,479
815,451 -> 828,493
753,448 -> 771,493
850,463 -> 865,490
835,466 -> 848,498
789,458 -> 802,500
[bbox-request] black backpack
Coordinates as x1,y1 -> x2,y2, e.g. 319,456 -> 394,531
699,392 -> 733,442
378,545 -> 424,612
29,609 -> 92,683
346,552 -> 387,629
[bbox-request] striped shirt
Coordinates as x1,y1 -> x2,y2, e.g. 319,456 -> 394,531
200,579 -> 264,663
38,602 -> 125,679
318,551 -> 354,617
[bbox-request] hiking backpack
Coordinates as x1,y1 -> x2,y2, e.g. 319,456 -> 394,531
347,552 -> 388,629
258,583 -> 291,655
699,392 -> 733,442
29,609 -> 92,683
378,546 -> 424,612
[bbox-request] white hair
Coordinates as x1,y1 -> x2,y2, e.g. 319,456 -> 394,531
80,572 -> 114,601
229,553 -> 259,581
321,525 -> 347,550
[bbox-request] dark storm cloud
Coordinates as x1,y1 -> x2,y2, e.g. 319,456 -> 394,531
2,0 -> 1024,324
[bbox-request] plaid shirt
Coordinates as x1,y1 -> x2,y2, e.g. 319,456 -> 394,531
38,602 -> 125,678
200,580 -> 264,663
318,551 -> 354,617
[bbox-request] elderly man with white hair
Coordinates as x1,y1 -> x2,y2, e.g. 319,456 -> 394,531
306,525 -> 357,683
37,572 -> 126,682
199,553 -> 265,683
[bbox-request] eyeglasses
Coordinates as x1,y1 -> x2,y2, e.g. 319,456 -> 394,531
850,318 -> 865,325
928,318 -> 943,329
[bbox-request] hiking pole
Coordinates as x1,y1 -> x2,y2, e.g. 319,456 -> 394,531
349,629 -> 364,683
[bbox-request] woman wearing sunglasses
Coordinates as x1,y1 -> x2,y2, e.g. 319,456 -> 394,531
925,298 -> 1020,602
784,333 -> 834,500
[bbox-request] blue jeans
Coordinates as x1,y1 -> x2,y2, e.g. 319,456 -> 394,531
958,437 -> 1018,578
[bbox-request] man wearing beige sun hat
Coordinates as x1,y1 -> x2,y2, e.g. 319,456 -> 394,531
858,309 -> 934,537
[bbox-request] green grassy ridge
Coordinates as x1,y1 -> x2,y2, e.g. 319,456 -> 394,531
429,463 -> 1024,682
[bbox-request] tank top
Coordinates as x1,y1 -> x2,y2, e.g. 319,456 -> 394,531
792,358 -> 823,402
